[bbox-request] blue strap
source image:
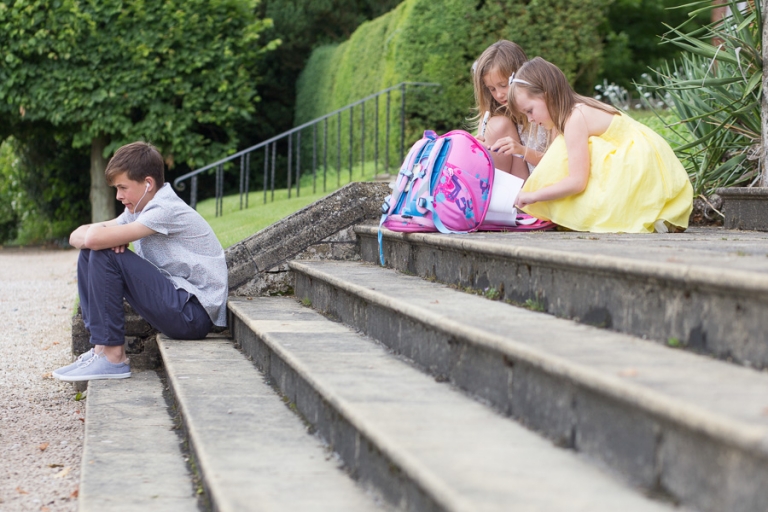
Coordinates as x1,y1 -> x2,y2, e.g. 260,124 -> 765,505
379,132 -> 439,266
427,197 -> 467,235
378,213 -> 388,266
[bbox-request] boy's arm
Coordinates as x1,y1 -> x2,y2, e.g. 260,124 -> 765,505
69,219 -> 119,249
70,220 -> 156,251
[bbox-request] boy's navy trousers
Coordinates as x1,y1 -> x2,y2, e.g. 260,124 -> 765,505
77,249 -> 213,346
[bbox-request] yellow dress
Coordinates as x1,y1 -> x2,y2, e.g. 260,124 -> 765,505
521,113 -> 693,233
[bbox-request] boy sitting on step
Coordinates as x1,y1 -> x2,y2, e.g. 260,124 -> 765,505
53,141 -> 228,382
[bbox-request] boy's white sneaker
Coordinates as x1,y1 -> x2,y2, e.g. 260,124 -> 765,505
56,353 -> 131,382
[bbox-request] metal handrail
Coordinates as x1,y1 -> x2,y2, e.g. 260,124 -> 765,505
173,81 -> 440,214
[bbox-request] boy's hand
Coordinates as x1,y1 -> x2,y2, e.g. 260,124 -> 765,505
111,244 -> 128,253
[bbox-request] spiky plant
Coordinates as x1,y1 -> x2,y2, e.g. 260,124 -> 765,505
638,0 -> 762,195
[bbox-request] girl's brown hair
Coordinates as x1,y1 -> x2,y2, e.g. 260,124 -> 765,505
470,40 -> 527,130
508,57 -> 618,134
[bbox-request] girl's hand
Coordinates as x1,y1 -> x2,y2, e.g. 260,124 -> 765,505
489,136 -> 526,158
515,191 -> 537,209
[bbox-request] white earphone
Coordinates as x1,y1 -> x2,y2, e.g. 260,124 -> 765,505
132,181 -> 151,214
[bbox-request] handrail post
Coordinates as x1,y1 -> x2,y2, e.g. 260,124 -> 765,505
337,112 -> 341,188
296,130 -> 301,198
216,164 -> 223,217
348,106 -> 353,183
263,146 -> 268,205
386,91 -> 391,174
191,176 -> 198,210
287,133 -> 292,199
270,141 -> 276,202
312,124 -> 317,194
323,117 -> 328,192
239,154 -> 245,210
245,152 -> 251,209
374,94 -> 379,177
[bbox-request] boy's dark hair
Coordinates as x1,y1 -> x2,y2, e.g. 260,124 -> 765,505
105,141 -> 165,186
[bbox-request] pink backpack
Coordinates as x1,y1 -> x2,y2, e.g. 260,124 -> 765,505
378,130 -> 554,265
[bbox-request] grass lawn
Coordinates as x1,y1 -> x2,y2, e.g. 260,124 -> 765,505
197,163 -> 391,248
197,187 -> 339,249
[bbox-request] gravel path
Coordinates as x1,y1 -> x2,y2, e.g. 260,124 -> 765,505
0,247 -> 83,511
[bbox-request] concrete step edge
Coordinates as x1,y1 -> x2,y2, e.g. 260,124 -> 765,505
228,300 -> 471,512
357,225 -> 768,297
157,334 -> 385,512
228,297 -> 676,512
79,371 -> 198,512
289,259 -> 768,459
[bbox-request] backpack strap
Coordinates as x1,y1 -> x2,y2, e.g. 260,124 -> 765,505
409,137 -> 446,215
426,198 -> 468,235
378,132 -> 436,265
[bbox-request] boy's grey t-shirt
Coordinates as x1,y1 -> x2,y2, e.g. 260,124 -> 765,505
117,183 -> 228,326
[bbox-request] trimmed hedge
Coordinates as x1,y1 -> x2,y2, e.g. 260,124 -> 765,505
296,0 -> 612,151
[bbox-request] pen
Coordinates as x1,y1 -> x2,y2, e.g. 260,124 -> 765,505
479,111 -> 490,138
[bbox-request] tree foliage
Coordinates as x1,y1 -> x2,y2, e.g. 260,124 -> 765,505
601,0 -> 709,90
248,0 -> 401,143
0,0 -> 277,221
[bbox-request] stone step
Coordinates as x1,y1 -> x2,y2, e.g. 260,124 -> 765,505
79,371 -> 198,512
357,224 -> 768,369
229,296 -> 678,512
289,259 -> 768,512
157,334 -> 385,512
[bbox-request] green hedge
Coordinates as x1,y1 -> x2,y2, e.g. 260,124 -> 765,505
296,0 -> 612,152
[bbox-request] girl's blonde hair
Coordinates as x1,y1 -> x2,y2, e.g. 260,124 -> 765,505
508,57 -> 618,134
470,40 -> 527,130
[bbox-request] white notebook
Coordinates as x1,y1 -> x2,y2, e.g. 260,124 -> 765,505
484,169 -> 524,225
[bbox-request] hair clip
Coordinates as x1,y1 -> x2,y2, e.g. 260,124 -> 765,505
509,72 -> 532,86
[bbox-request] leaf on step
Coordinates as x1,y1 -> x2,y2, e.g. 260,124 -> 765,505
39,442 -> 49,451
16,487 -> 28,494
53,467 -> 71,479
42,372 -> 52,379
70,487 -> 79,499
47,464 -> 64,468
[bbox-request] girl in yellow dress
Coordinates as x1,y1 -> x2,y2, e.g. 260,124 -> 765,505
491,57 -> 693,233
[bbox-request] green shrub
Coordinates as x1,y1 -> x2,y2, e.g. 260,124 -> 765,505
600,0 -> 708,91
295,0 -> 612,172
0,139 -> 20,244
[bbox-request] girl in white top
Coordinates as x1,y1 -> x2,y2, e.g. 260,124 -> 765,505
470,40 -> 549,180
